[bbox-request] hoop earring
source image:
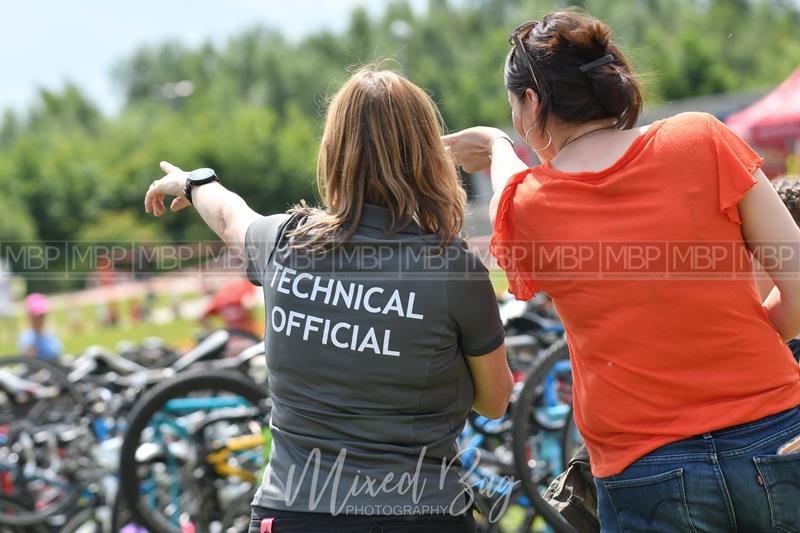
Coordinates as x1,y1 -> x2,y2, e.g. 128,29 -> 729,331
525,125 -> 553,152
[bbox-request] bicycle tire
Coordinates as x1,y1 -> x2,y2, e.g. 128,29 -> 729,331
0,480 -> 81,528
560,406 -> 584,471
60,506 -> 102,533
119,369 -> 268,533
220,488 -> 256,533
0,356 -> 85,424
0,357 -> 85,528
0,496 -> 49,533
510,337 -> 578,533
466,336 -> 540,439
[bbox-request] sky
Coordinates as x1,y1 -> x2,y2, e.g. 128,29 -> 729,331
0,0 -> 430,115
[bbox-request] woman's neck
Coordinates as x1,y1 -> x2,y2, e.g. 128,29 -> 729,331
561,119 -> 616,150
547,122 -> 649,174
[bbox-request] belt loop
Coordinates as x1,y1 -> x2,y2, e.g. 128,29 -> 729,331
260,518 -> 274,533
369,525 -> 384,533
702,432 -> 718,463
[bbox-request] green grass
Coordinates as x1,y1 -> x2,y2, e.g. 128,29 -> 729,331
0,313 -> 200,358
62,318 -> 199,355
490,268 -> 509,295
0,293 -> 205,358
0,270 -> 508,358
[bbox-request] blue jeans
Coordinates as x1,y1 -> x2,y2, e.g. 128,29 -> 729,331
595,405 -> 800,532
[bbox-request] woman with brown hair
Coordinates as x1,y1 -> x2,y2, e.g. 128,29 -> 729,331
144,67 -> 513,533
445,10 -> 800,533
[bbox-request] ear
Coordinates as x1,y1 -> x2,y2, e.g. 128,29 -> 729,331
524,88 -> 539,120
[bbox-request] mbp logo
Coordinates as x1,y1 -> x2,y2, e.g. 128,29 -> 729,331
751,243 -> 800,274
603,243 -> 664,275
671,244 -> 731,273
536,243 -> 599,277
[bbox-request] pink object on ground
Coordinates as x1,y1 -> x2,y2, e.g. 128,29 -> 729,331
119,524 -> 149,533
24,293 -> 49,316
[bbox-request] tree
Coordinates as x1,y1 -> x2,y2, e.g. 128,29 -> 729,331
3,0 -> 800,291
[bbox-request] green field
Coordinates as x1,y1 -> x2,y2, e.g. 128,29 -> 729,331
0,292 -> 210,357
1,271 -> 509,358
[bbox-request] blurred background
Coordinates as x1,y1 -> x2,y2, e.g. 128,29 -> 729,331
2,2 -> 800,532
2,0 -> 800,353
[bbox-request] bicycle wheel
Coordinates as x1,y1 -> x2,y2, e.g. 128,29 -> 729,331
0,496 -> 48,533
0,420 -> 84,528
220,488 -> 256,533
0,358 -> 86,528
119,369 -> 269,533
60,505 -> 103,533
560,406 -> 584,470
0,357 -> 84,427
510,338 -> 578,533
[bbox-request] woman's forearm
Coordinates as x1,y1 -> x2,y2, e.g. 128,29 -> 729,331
192,181 -> 259,246
192,182 -> 243,240
763,283 -> 800,340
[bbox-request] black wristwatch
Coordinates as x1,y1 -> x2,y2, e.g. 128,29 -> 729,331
183,168 -> 219,204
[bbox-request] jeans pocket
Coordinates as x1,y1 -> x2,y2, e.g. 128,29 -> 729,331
754,453 -> 800,533
602,468 -> 696,533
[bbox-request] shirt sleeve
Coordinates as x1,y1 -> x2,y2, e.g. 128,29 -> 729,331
43,334 -> 61,360
17,331 -> 32,352
448,245 -> 505,356
490,169 -> 539,300
706,114 -> 763,224
244,214 -> 291,286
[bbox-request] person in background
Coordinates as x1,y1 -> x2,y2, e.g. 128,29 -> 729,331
96,256 -> 119,327
144,67 -> 512,533
199,277 -> 258,335
445,10 -> 800,532
17,293 -> 62,362
774,178 -> 800,225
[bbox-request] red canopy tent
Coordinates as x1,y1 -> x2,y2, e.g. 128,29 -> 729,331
726,67 -> 800,177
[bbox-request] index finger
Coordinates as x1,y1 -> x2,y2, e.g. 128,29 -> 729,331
160,161 -> 179,174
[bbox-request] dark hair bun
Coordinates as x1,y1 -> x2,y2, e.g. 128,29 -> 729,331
505,10 -> 642,131
545,14 -> 610,59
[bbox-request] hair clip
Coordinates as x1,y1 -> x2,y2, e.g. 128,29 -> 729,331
579,54 -> 615,73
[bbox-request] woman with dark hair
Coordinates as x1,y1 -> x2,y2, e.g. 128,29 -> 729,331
446,10 -> 800,533
144,67 -> 513,533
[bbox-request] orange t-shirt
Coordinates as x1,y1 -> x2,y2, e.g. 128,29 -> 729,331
491,112 -> 800,477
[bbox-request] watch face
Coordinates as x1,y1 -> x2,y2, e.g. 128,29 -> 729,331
188,167 -> 217,184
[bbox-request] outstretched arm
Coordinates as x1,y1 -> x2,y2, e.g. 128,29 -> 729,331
144,161 -> 261,246
442,127 -> 528,226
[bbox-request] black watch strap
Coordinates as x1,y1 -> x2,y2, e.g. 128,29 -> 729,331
183,180 -> 196,204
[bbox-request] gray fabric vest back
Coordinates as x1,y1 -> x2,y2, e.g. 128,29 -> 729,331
245,204 -> 503,515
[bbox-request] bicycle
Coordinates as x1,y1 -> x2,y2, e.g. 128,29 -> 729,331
0,357 -> 86,528
118,369 -> 271,533
510,337 -> 578,533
